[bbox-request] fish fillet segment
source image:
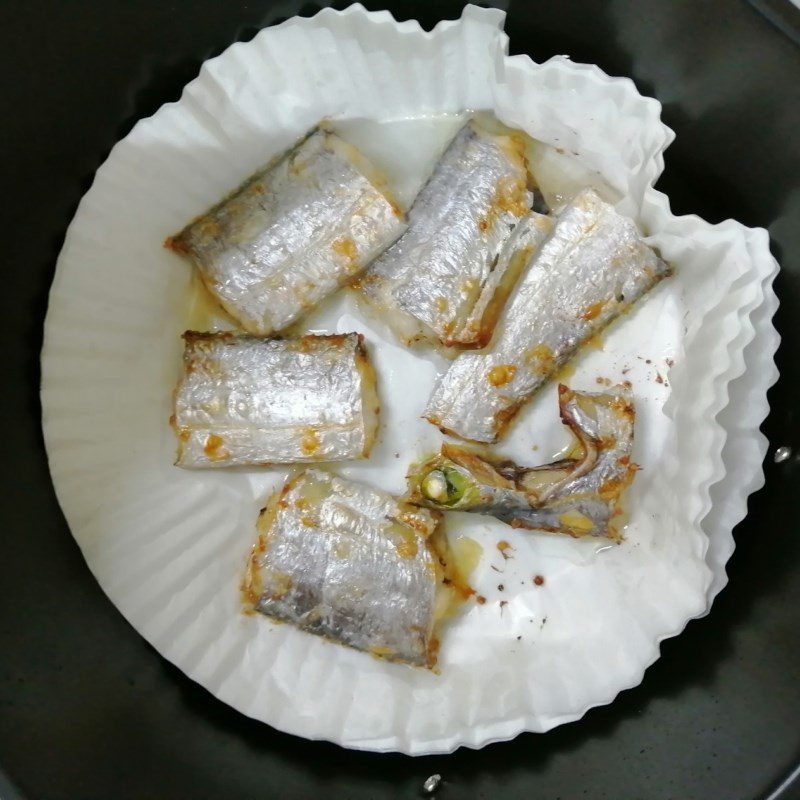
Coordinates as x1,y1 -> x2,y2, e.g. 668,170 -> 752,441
245,470 -> 442,667
172,332 -> 378,468
167,127 -> 406,335
361,119 -> 534,348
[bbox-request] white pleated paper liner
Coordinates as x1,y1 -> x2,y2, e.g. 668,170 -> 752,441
40,4 -> 778,754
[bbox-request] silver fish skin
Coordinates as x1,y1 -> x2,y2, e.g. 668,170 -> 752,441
245,469 -> 442,667
172,332 -> 379,468
409,385 -> 636,540
360,119 -> 533,349
167,127 -> 406,335
424,188 -> 670,443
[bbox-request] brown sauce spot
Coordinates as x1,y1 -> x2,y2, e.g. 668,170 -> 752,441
332,236 -> 359,270
582,331 -> 605,351
494,175 -> 530,217
487,364 -> 517,387
350,272 -> 379,291
525,343 -> 555,375
300,429 -> 321,456
426,636 -> 441,669
599,459 -> 637,501
612,395 -> 635,417
396,510 -> 433,535
204,433 -> 228,461
173,421 -> 191,443
533,575 -> 545,586
477,175 -> 529,236
476,595 -> 487,605
581,301 -> 604,321
497,540 -> 514,560
450,581 -> 476,602
395,539 -> 418,559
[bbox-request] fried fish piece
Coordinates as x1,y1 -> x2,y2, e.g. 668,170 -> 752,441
244,470 -> 450,667
425,188 -> 670,442
171,332 -> 378,468
409,385 -> 636,541
360,119 -> 535,348
167,126 -> 406,335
